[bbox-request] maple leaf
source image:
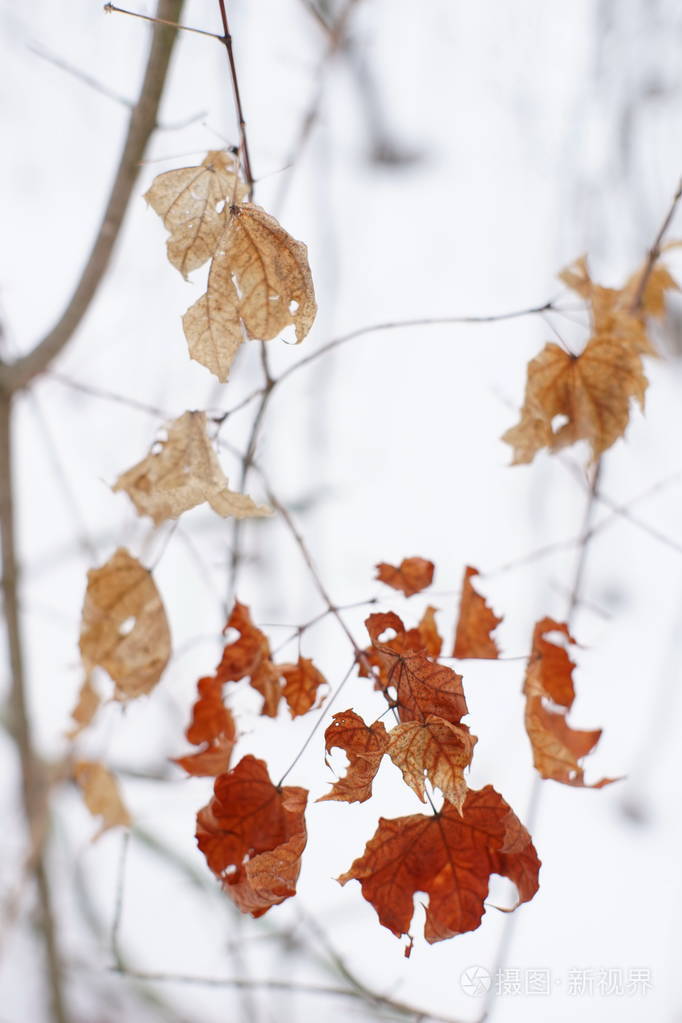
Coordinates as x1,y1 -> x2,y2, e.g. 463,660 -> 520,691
453,566 -> 502,659
338,785 -> 540,942
366,612 -> 467,724
386,716 -> 477,811
522,618 -> 616,787
144,150 -> 248,278
280,657 -> 327,718
196,754 -> 308,917
66,671 -> 101,739
317,710 -> 389,804
215,602 -> 282,716
502,333 -> 647,464
183,202 -> 316,381
79,548 -> 171,701
174,675 -> 237,777
375,557 -> 435,597
359,605 -> 442,690
74,761 -> 131,840
113,410 -> 271,525
625,261 -> 679,319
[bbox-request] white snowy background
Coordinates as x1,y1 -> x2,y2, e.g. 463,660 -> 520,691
1,1 -> 682,1021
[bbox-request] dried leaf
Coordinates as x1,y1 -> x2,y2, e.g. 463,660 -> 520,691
317,710 -> 389,804
174,675 -> 237,777
183,202 -> 316,382
358,605 -> 442,689
79,549 -> 171,701
280,657 -> 327,718
375,557 -> 435,597
66,671 -> 101,739
75,761 -> 131,839
502,334 -> 647,464
144,150 -> 248,278
453,566 -> 502,659
196,754 -> 308,917
216,602 -> 282,716
338,785 -> 540,942
386,716 -> 477,811
366,612 -> 467,725
523,618 -> 616,787
113,411 -> 271,526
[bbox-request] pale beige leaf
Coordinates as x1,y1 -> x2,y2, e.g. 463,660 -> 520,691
503,334 -> 647,464
183,203 -> 317,382
386,716 -> 476,812
66,671 -> 101,739
113,411 -> 271,525
144,150 -> 247,278
74,760 -> 131,840
79,548 -> 171,701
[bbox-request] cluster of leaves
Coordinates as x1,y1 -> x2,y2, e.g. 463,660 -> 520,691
144,150 -> 317,381
503,253 -> 678,463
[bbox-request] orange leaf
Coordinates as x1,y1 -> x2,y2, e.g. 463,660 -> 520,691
375,557 -> 434,597
174,675 -> 237,777
523,618 -> 617,788
358,605 -> 442,689
453,566 -> 502,659
196,754 -> 308,917
386,716 -> 477,811
317,710 -> 389,804
502,334 -> 647,464
338,786 -> 540,942
216,602 -> 282,716
366,612 -> 467,724
280,657 -> 327,718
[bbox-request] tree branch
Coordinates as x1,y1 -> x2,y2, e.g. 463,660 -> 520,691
2,0 -> 185,393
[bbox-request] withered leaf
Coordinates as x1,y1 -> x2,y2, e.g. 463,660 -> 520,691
280,657 -> 327,718
216,602 -> 282,717
144,150 -> 248,278
523,618 -> 616,788
183,202 -> 316,382
75,760 -> 131,840
113,411 -> 271,526
502,334 -> 647,464
358,605 -> 442,690
317,709 -> 389,804
66,671 -> 101,739
453,566 -> 502,659
79,549 -> 171,701
386,716 -> 476,811
375,557 -> 435,597
196,754 -> 308,917
174,675 -> 237,777
338,785 -> 540,942
366,612 -> 467,725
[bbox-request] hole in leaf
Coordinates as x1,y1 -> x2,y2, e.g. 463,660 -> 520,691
118,617 -> 136,637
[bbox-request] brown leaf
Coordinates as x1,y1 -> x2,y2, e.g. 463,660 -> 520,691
79,549 -> 171,701
216,602 -> 282,717
174,675 -> 237,777
74,761 -> 131,839
386,716 -> 477,811
522,618 -> 616,787
280,657 -> 327,718
144,150 -> 248,278
183,202 -> 316,382
338,785 -> 540,942
66,671 -> 101,739
196,754 -> 308,917
375,557 -> 435,597
366,612 -> 467,724
317,709 -> 389,804
453,566 -> 502,659
113,411 -> 271,526
358,605 -> 442,689
502,334 -> 647,464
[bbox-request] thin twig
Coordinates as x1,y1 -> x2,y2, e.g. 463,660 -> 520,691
216,0 -> 255,195
629,176 -> 682,312
2,1 -> 185,392
104,3 -> 222,42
